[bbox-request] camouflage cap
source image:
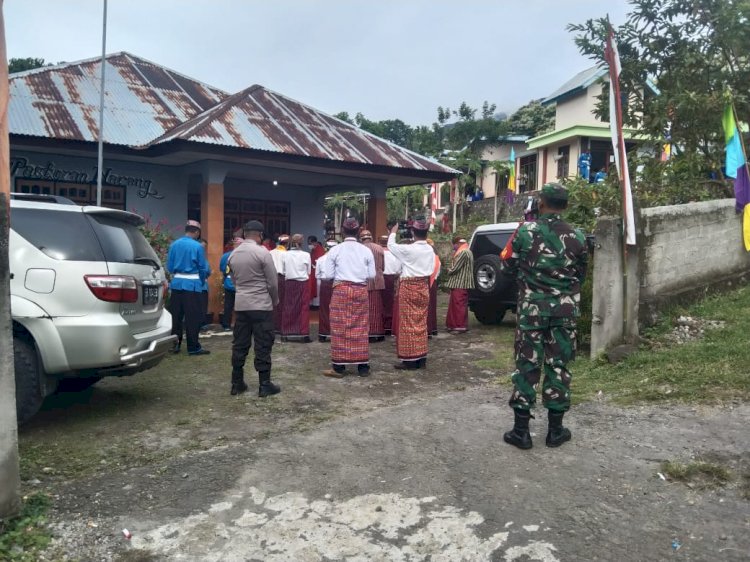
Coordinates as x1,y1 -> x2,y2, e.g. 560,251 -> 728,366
540,183 -> 568,202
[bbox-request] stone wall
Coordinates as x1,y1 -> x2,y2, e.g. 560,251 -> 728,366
591,198 -> 750,356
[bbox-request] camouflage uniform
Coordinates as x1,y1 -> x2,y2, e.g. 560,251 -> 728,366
501,194 -> 587,413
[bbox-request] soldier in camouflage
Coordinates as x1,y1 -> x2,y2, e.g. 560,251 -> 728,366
501,183 -> 588,449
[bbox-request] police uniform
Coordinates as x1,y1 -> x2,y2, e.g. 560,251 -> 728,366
228,220 -> 281,397
167,220 -> 211,355
501,184 -> 588,449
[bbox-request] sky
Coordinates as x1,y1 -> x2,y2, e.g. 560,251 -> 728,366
5,0 -> 630,127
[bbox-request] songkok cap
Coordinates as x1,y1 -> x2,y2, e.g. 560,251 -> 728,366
186,219 -> 201,229
278,234 -> 290,243
342,217 -> 360,231
541,183 -> 569,202
244,219 -> 264,232
359,229 -> 373,241
291,233 -> 304,245
325,240 -> 339,248
378,235 -> 389,245
412,216 -> 429,231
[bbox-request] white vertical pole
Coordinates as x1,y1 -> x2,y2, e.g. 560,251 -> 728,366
96,0 -> 108,207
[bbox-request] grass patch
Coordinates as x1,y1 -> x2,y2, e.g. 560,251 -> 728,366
661,459 -> 732,488
0,493 -> 52,562
570,286 -> 750,405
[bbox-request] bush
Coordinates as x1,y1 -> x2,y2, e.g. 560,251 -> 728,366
138,215 -> 173,266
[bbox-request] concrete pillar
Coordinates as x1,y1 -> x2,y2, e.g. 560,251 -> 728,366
368,185 -> 388,237
0,0 -> 21,517
200,181 -> 225,323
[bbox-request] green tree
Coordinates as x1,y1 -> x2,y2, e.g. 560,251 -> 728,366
8,57 -> 46,73
386,185 -> 428,223
568,0 -> 750,167
506,99 -> 555,137
333,111 -> 355,125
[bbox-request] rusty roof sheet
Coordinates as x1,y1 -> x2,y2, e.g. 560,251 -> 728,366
149,85 -> 456,174
9,52 -> 228,146
9,52 -> 456,176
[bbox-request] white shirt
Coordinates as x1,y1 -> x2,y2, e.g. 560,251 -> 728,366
284,248 -> 311,281
387,234 -> 435,278
322,238 -> 375,283
383,249 -> 402,275
269,248 -> 286,276
316,254 -> 329,280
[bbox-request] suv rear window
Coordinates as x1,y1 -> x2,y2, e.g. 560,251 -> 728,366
473,232 -> 512,256
86,215 -> 159,266
11,207 -> 105,261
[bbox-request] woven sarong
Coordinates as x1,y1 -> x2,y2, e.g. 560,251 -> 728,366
383,274 -> 397,335
318,279 -> 333,338
368,290 -> 385,337
427,281 -> 438,336
446,288 -> 469,331
396,277 -> 429,361
281,279 -> 310,337
330,281 -> 369,364
273,274 -> 285,333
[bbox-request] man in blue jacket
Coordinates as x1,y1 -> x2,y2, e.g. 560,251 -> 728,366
220,230 -> 244,330
167,220 -> 211,355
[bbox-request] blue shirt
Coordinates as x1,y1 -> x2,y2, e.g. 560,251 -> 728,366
167,236 -> 211,292
220,250 -> 235,292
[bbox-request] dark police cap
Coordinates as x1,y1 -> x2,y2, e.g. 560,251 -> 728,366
244,220 -> 264,232
541,183 -> 569,202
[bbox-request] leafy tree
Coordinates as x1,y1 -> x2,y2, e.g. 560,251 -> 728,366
568,0 -> 750,169
386,185 -> 428,222
505,99 -> 555,137
8,57 -> 47,73
333,111 -> 355,125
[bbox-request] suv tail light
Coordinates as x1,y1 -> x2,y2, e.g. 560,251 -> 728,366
84,275 -> 138,303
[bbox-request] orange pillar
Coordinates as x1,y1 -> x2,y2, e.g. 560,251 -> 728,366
368,195 -> 388,238
200,182 -> 224,323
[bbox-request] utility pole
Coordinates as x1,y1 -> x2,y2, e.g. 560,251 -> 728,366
96,0 -> 108,206
0,0 -> 22,518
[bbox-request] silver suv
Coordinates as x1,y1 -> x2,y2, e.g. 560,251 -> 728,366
10,195 -> 176,423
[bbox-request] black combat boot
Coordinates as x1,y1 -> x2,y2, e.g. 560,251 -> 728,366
503,408 -> 533,450
258,371 -> 281,397
230,369 -> 248,396
545,410 -> 571,448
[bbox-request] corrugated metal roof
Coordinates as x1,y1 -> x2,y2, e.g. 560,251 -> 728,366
9,52 -> 456,176
542,66 -> 607,105
9,52 -> 228,146
150,85 -> 456,174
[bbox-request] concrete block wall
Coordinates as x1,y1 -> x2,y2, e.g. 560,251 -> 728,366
591,198 -> 750,356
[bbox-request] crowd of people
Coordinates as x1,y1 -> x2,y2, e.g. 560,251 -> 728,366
165,182 -> 587,451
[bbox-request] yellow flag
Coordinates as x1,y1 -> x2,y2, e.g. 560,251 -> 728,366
744,205 -> 750,251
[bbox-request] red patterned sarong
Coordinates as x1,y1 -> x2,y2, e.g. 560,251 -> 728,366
383,274 -> 397,335
318,279 -> 333,339
427,282 -> 438,336
368,290 -> 385,337
274,274 -> 285,333
281,279 -> 310,337
396,277 -> 429,361
446,288 -> 469,331
330,281 -> 369,364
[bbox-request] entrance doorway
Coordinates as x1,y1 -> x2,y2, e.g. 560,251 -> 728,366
188,195 -> 291,242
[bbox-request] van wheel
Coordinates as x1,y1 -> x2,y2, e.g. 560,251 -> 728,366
57,377 -> 102,393
474,306 -> 507,325
14,336 -> 44,425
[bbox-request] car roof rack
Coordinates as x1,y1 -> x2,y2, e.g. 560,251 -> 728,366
9,193 -> 77,205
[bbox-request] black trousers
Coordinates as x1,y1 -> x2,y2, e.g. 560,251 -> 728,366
170,289 -> 203,352
223,289 -> 236,328
231,310 -> 274,380
200,290 -> 209,326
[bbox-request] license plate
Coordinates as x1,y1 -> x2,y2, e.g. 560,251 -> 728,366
143,285 -> 159,305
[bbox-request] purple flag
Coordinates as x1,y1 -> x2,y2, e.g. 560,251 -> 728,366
735,165 -> 750,213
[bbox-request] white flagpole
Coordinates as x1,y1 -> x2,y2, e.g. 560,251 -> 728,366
96,0 -> 108,207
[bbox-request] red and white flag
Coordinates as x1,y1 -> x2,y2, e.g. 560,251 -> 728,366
430,183 -> 438,226
604,25 -> 636,245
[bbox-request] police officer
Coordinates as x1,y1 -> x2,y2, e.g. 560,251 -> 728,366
501,183 -> 588,449
227,220 -> 281,397
167,220 -> 211,356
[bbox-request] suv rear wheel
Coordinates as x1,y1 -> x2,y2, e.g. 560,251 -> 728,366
474,255 -> 504,296
473,306 -> 508,325
14,335 -> 44,424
